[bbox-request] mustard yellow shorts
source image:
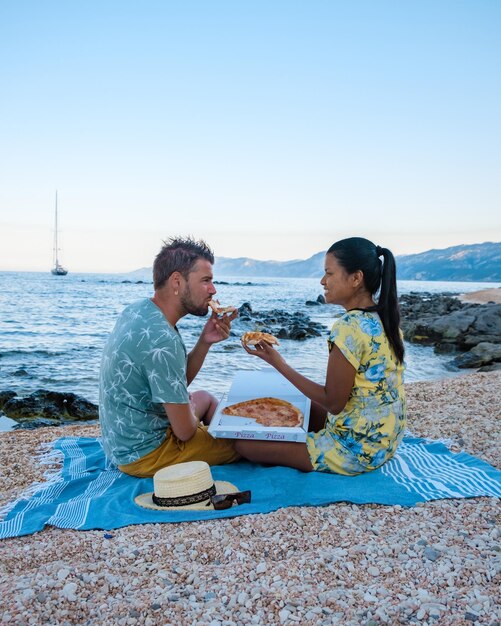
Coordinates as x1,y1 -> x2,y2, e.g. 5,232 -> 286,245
118,425 -> 240,477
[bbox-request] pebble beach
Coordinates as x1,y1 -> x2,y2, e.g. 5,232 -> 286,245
0,370 -> 500,626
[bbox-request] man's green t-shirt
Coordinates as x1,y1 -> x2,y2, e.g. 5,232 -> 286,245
99,298 -> 189,465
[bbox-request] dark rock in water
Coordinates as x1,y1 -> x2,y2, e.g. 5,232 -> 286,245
0,390 -> 98,422
238,302 -> 253,316
305,294 -> 326,306
453,342 -> 501,369
236,304 -> 327,340
0,391 -> 16,406
477,362 -> 501,372
13,418 -> 65,430
399,293 -> 501,370
12,368 -> 30,377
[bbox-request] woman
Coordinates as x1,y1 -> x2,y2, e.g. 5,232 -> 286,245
234,237 -> 406,474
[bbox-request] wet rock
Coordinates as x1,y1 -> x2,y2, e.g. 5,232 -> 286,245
12,417 -> 65,430
12,369 -> 30,377
400,293 -> 501,370
453,342 -> 501,368
0,390 -> 98,423
477,361 -> 501,372
0,391 -> 16,406
238,302 -> 253,317
305,294 -> 326,306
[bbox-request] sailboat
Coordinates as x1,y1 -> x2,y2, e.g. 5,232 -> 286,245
51,191 -> 68,276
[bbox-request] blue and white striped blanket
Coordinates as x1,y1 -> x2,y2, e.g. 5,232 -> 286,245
1,435 -> 500,539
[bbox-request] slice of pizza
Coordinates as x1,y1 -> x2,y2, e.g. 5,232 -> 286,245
208,299 -> 237,315
241,331 -> 279,346
222,397 -> 303,428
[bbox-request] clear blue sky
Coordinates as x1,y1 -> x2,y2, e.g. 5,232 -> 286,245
1,0 -> 499,272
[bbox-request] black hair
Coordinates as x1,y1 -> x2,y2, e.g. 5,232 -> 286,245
153,236 -> 214,290
327,237 -> 404,363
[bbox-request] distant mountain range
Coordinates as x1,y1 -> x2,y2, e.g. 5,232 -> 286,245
395,242 -> 501,282
128,242 -> 501,282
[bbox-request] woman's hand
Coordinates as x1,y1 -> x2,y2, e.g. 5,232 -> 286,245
241,339 -> 286,369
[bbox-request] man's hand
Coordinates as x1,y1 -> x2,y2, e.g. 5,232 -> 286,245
187,310 -> 238,385
200,310 -> 238,345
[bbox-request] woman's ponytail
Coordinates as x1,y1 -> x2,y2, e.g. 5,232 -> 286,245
377,247 -> 404,363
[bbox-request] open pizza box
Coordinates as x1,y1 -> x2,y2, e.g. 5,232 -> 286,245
208,368 -> 311,442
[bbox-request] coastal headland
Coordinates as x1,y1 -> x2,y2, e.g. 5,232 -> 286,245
0,370 -> 499,624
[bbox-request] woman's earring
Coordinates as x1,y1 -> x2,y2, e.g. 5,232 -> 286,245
174,290 -> 179,296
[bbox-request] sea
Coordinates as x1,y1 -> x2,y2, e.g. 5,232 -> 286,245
1,271 -> 500,408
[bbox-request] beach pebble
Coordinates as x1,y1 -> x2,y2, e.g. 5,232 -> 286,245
62,582 -> 78,601
56,567 -> 70,580
290,513 -> 305,527
424,547 -> 441,561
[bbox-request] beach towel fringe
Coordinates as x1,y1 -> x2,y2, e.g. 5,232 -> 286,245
0,441 -> 64,521
404,430 -> 460,453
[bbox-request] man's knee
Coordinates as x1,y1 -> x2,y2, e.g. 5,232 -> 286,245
191,390 -> 218,422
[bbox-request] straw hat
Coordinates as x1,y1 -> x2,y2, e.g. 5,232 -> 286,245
134,461 -> 239,511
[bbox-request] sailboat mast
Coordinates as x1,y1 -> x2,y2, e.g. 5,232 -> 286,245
54,190 -> 59,267
54,191 -> 59,266
50,190 -> 67,275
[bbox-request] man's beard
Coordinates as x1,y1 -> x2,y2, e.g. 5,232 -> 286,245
180,285 -> 209,317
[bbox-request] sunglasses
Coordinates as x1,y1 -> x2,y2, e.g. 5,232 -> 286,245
211,490 -> 251,510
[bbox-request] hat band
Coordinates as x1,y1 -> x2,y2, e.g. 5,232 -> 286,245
152,484 -> 217,508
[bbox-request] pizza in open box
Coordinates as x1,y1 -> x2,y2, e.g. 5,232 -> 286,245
222,397 -> 303,428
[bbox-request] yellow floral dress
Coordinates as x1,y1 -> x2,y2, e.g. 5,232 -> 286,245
306,310 -> 406,475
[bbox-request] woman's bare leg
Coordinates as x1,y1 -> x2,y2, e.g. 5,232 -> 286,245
234,440 -> 314,472
308,400 -> 327,432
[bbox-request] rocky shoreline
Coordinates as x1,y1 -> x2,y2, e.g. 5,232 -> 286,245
399,291 -> 501,371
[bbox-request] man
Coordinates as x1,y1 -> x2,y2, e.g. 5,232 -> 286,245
99,237 -> 240,476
